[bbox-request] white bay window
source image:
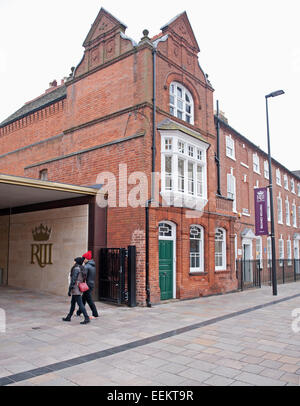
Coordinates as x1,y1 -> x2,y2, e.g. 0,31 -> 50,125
161,130 -> 208,210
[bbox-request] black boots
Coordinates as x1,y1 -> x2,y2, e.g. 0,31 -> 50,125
62,316 -> 90,324
80,319 -> 90,325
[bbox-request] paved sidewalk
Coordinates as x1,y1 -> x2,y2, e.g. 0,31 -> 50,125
0,283 -> 300,386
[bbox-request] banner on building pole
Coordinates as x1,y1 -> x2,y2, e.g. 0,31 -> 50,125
254,188 -> 269,236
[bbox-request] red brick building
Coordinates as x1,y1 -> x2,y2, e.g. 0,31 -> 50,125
0,8 -> 299,304
217,113 -> 300,275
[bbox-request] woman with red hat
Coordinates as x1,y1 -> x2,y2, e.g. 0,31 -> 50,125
63,257 -> 90,325
76,251 -> 99,319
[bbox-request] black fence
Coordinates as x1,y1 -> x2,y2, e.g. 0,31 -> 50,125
99,246 -> 136,307
236,259 -> 300,291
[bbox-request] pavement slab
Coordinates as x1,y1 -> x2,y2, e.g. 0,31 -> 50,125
1,282 -> 300,386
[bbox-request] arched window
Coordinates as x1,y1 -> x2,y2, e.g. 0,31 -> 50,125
169,82 -> 194,124
190,226 -> 204,273
215,228 -> 226,271
159,222 -> 173,238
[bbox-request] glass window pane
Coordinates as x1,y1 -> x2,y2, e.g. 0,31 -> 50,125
159,223 -> 172,237
177,111 -> 182,119
165,156 -> 172,173
190,239 -> 199,253
178,141 -> 185,154
177,87 -> 182,98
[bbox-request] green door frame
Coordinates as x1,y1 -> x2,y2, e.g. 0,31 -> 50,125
158,221 -> 176,300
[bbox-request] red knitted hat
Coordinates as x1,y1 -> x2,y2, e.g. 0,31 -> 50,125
82,251 -> 92,261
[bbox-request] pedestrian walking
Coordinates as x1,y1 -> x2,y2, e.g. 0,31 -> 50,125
77,251 -> 99,319
63,257 -> 90,325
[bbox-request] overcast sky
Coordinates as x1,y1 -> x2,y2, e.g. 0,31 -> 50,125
0,0 -> 299,172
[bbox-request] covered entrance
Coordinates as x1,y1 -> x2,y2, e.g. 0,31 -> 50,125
0,174 -> 106,298
241,228 -> 256,284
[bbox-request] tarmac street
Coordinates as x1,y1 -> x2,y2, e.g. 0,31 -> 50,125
0,283 -> 300,386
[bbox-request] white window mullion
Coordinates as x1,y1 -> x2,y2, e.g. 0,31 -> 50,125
193,162 -> 197,197
173,154 -> 178,194
184,159 -> 188,195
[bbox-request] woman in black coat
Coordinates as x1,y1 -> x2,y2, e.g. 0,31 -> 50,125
63,257 -> 90,325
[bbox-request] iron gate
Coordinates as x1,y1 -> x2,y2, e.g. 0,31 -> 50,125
99,246 -> 136,306
236,259 -> 300,291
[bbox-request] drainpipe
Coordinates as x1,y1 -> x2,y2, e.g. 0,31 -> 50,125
145,34 -> 168,308
215,100 -> 222,196
6,208 -> 11,286
145,199 -> 152,307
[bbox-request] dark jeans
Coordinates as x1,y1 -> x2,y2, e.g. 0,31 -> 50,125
68,295 -> 89,320
77,289 -> 98,317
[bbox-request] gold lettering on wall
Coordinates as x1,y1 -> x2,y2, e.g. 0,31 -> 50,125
31,224 -> 53,268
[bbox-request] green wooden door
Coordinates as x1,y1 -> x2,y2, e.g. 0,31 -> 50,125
159,240 -> 173,300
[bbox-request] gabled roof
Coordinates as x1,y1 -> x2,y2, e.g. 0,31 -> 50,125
83,7 -> 127,48
0,85 -> 67,128
160,11 -> 200,53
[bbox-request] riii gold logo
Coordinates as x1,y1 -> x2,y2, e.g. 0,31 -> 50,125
31,224 -> 53,268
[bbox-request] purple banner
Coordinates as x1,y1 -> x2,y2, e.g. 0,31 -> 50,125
254,188 -> 269,236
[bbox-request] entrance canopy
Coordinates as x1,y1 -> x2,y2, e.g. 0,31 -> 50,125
0,174 -> 99,210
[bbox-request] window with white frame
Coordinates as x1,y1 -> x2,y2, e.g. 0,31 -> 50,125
264,161 -> 269,180
169,82 -> 194,124
215,228 -> 226,271
190,225 -> 204,273
276,169 -> 281,186
287,239 -> 292,266
164,156 -> 173,191
164,138 -> 173,151
253,153 -> 260,174
291,179 -> 295,194
285,198 -> 290,226
161,132 -> 208,207
277,195 -> 283,224
256,237 -> 263,269
284,174 -> 289,190
292,203 -> 297,227
279,239 -> 284,266
226,135 -> 235,160
227,173 -> 236,212
159,222 -> 173,238
267,237 -> 272,267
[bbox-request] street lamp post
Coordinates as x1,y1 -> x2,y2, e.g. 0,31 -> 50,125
265,90 -> 285,296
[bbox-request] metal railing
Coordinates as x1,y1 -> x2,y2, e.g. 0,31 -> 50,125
236,259 -> 300,291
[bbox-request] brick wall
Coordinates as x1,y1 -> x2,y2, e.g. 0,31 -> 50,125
219,120 -> 300,262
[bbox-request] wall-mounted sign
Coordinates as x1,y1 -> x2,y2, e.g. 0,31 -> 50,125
254,188 -> 269,236
31,224 -> 53,268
